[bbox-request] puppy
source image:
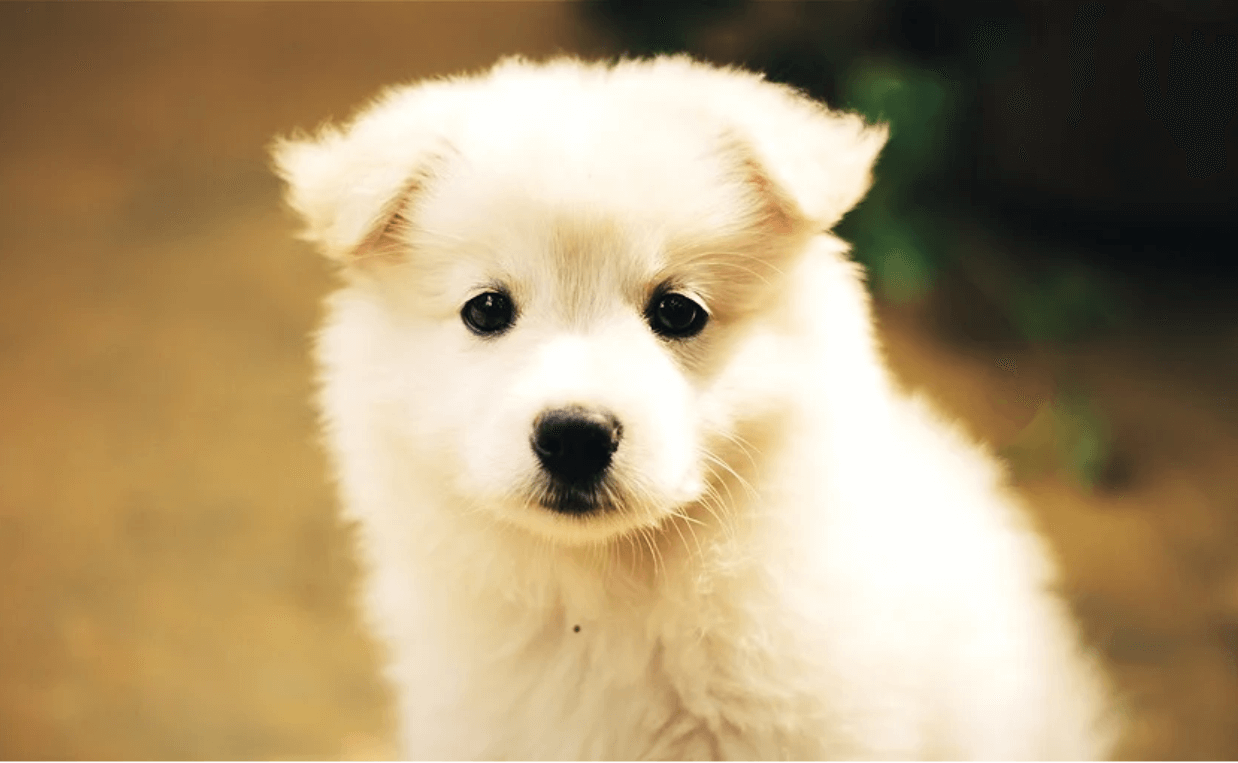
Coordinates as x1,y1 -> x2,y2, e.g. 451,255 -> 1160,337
274,56 -> 1116,760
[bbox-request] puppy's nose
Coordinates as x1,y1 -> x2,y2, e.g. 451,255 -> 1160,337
531,406 -> 622,485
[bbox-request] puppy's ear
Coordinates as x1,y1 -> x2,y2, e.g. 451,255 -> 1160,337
658,58 -> 888,230
732,91 -> 886,230
271,89 -> 450,261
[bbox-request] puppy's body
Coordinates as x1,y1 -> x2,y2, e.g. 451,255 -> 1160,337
277,57 -> 1115,759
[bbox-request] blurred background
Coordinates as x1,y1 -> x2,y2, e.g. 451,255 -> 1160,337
0,1 -> 1235,758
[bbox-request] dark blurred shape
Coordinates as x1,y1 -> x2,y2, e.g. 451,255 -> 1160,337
1138,29 -> 1237,179
1066,2 -> 1107,125
583,0 -> 745,56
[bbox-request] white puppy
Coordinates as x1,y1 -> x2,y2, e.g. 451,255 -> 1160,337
274,56 -> 1116,760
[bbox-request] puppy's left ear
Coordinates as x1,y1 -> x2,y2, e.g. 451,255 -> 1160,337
271,88 -> 450,261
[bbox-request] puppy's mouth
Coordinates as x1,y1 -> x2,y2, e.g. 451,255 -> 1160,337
534,478 -> 618,516
529,405 -> 624,516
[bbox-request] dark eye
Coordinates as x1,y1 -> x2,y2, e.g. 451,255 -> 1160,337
646,292 -> 708,339
462,291 -> 515,336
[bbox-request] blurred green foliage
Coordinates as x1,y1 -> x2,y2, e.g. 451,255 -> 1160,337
836,52 -> 1124,346
1001,390 -> 1113,491
1008,266 -> 1123,343
835,58 -> 961,303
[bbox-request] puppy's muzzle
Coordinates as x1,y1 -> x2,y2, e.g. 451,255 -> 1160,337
531,407 -> 622,510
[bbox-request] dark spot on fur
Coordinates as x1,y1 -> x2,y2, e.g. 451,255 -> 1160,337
573,625 -> 581,633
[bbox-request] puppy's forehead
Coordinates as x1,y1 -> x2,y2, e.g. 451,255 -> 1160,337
448,97 -> 753,233
431,194 -> 658,323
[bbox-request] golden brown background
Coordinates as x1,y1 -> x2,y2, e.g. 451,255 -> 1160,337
0,2 -> 1235,759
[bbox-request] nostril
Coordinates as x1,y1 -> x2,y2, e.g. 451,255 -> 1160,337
537,430 -> 565,458
532,406 -> 622,485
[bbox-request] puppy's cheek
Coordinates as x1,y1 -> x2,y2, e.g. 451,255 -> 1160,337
454,410 -> 529,501
617,364 -> 705,507
383,330 -> 523,505
658,401 -> 703,500
436,380 -> 530,506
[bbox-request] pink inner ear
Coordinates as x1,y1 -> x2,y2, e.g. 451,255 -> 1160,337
354,188 -> 417,265
350,162 -> 445,266
721,134 -> 812,238
349,143 -> 461,265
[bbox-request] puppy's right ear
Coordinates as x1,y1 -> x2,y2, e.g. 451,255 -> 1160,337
646,57 -> 887,231
271,93 -> 448,261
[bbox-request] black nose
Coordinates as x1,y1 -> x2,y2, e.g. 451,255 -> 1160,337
531,407 -> 622,486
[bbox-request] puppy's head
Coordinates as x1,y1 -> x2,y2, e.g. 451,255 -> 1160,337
276,57 -> 885,546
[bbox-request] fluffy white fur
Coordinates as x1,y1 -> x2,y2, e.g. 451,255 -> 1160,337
274,56 -> 1116,760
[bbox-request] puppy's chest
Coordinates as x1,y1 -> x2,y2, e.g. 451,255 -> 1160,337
427,609 -> 705,757
404,596 -> 831,760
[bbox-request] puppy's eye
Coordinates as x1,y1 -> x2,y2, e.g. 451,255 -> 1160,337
462,291 -> 515,336
647,292 -> 708,339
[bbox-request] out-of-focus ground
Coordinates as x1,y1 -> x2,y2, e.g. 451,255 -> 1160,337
0,3 -> 1235,759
